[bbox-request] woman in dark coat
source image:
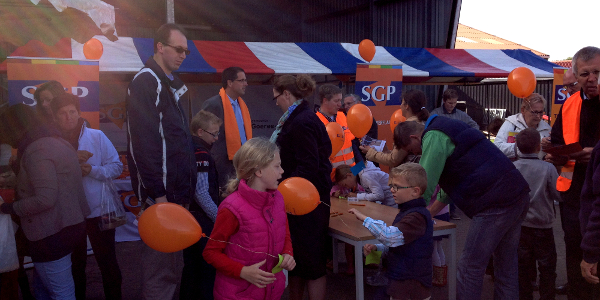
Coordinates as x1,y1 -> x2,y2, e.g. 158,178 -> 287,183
270,74 -> 332,300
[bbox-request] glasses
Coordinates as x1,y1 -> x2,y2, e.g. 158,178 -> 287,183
388,184 -> 414,192
234,79 -> 247,83
201,128 -> 219,139
272,93 -> 284,101
564,82 -> 578,89
529,110 -> 544,116
162,43 -> 191,55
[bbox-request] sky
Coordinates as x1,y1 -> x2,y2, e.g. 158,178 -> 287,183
458,0 -> 600,61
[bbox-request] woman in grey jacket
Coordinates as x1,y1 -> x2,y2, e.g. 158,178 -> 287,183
0,104 -> 90,300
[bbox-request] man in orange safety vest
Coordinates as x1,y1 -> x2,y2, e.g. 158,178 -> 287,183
316,84 -> 363,177
546,46 -> 600,299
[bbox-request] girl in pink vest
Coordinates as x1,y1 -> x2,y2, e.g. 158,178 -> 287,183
203,137 -> 295,300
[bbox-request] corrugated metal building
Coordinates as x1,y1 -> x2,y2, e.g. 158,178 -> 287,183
107,0 -> 461,47
301,0 -> 458,48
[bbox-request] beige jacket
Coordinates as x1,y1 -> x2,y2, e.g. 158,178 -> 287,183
364,116 -> 422,167
13,137 -> 90,241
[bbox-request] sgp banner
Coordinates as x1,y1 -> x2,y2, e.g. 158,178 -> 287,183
551,67 -> 568,126
7,58 -> 100,129
354,64 -> 403,149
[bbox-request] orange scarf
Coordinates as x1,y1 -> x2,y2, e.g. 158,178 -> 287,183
220,88 -> 252,160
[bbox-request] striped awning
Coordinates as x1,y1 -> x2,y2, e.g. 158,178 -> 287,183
2,36 -> 560,82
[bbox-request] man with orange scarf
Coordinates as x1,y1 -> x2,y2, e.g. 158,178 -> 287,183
202,67 -> 253,192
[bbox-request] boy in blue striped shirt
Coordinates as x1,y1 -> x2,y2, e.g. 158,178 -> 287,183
349,163 -> 433,300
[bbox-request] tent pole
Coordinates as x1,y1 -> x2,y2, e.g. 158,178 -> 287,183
166,0 -> 175,23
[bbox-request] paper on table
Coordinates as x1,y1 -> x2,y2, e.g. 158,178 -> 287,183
361,135 -> 386,152
365,250 -> 382,265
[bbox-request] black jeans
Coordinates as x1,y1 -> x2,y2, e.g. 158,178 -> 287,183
518,226 -> 556,300
72,217 -> 122,300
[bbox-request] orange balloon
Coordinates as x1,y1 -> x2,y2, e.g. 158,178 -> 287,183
138,203 -> 202,253
347,104 -> 373,138
278,177 -> 320,215
326,122 -> 345,159
507,67 -> 536,98
83,38 -> 103,60
389,109 -> 406,132
358,39 -> 376,62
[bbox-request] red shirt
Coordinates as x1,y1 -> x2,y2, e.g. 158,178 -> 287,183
203,207 -> 293,278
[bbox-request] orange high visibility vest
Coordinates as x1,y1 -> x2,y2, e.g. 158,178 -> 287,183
317,111 -> 356,168
556,92 -> 582,192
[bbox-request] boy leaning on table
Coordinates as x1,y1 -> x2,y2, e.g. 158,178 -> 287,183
349,162 -> 433,300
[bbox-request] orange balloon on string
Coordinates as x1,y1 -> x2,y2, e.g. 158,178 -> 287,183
138,203 -> 202,253
358,39 -> 376,62
326,122 -> 345,158
389,109 -> 406,132
83,38 -> 103,60
347,104 -> 373,138
507,67 -> 536,98
278,177 -> 320,215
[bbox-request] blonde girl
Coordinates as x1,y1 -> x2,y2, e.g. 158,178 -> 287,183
203,137 -> 295,300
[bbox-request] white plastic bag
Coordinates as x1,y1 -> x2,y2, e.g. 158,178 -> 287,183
0,213 -> 19,273
99,179 -> 127,231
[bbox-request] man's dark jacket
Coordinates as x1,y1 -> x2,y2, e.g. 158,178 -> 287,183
126,57 -> 196,204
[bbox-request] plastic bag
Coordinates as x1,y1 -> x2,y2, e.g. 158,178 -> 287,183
99,179 -> 127,231
0,213 -> 19,273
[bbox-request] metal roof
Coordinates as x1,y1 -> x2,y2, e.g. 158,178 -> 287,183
552,60 -> 572,68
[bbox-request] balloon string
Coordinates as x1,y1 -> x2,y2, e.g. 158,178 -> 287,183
201,234 -> 279,259
199,199 -> 354,259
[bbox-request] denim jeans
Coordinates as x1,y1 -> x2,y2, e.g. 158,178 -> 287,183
518,226 -> 556,300
457,192 -> 529,300
32,253 -> 76,300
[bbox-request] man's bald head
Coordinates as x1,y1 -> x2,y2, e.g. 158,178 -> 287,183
564,68 -> 580,96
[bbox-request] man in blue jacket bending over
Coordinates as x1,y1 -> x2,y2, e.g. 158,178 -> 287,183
395,116 -> 530,300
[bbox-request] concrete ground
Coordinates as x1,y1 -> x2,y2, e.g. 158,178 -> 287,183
21,205 -> 568,300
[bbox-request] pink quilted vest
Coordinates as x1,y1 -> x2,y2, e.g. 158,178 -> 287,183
213,179 -> 288,300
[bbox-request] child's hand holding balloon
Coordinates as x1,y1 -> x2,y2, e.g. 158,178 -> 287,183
280,254 -> 296,271
363,244 -> 377,256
